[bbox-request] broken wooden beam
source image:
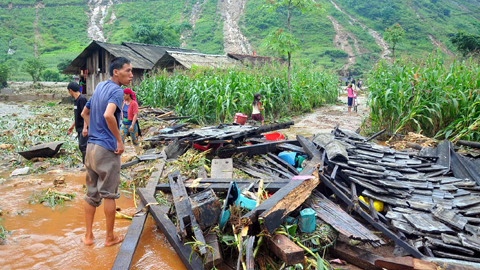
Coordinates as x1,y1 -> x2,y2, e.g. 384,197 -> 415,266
331,242 -> 383,270
267,234 -> 304,266
168,171 -> 207,255
242,171 -> 320,233
137,188 -> 204,270
112,161 -> 165,270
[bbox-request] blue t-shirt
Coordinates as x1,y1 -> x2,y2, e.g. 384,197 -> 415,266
85,80 -> 123,152
122,103 -> 132,125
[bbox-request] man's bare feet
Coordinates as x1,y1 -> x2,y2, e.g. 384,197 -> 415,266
104,235 -> 124,247
82,235 -> 95,246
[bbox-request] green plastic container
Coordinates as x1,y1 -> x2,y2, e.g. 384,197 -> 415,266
300,208 -> 316,233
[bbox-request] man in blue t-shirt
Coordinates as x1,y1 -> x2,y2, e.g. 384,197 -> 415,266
80,57 -> 133,247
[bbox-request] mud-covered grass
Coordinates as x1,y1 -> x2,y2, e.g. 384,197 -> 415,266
0,101 -> 81,175
28,188 -> 76,210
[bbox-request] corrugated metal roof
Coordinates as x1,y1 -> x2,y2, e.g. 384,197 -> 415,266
157,51 -> 238,69
122,42 -> 196,67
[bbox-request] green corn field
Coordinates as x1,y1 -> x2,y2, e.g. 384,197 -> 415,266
367,53 -> 480,141
135,63 -> 339,125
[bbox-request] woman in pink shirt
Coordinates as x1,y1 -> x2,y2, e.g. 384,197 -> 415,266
346,84 -> 357,115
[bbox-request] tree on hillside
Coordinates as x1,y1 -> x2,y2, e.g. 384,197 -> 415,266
262,0 -> 324,107
23,57 -> 46,83
384,23 -> 405,60
132,23 -> 181,47
450,32 -> 480,58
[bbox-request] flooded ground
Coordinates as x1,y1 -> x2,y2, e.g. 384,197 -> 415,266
0,166 -> 186,270
0,100 -> 186,270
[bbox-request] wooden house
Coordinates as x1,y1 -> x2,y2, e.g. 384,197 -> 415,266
62,40 -> 194,94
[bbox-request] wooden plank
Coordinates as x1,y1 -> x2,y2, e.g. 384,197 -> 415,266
362,190 -> 409,207
168,171 -> 207,255
266,234 -> 304,265
453,196 -> 480,208
137,188 -> 204,270
204,233 -> 222,269
217,139 -> 299,158
426,236 -> 475,256
307,191 -> 382,243
266,153 -> 299,176
403,213 -> 455,233
245,236 -> 255,270
432,204 -> 468,230
348,160 -> 386,172
243,173 -> 319,233
432,250 -> 480,263
349,177 -> 390,194
320,174 -> 424,258
458,234 -> 480,253
156,182 -> 288,193
374,257 -> 437,270
211,158 -> 233,178
112,161 -> 165,270
441,233 -> 462,246
331,242 -> 383,270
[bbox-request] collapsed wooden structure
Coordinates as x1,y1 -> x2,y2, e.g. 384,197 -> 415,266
112,123 -> 480,270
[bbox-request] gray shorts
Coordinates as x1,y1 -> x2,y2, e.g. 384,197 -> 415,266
84,143 -> 121,207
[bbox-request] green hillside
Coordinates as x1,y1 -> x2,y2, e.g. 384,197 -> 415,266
0,0 -> 479,80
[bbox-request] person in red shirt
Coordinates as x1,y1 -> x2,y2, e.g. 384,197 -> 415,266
120,88 -> 141,154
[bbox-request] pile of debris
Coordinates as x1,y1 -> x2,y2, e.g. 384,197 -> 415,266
112,122 -> 480,270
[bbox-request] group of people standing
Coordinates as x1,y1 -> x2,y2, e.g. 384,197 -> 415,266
66,57 -> 140,247
344,76 -> 363,115
345,76 -> 362,90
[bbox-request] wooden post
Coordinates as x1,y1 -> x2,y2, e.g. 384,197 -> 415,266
266,234 -> 304,265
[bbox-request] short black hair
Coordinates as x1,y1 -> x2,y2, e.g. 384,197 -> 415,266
67,82 -> 80,92
109,57 -> 131,76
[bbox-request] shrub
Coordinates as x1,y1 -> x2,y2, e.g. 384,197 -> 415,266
0,62 -> 9,88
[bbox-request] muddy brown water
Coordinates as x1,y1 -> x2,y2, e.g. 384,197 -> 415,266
0,170 -> 186,270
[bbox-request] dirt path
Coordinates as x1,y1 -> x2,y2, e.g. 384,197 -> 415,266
283,88 -> 368,138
